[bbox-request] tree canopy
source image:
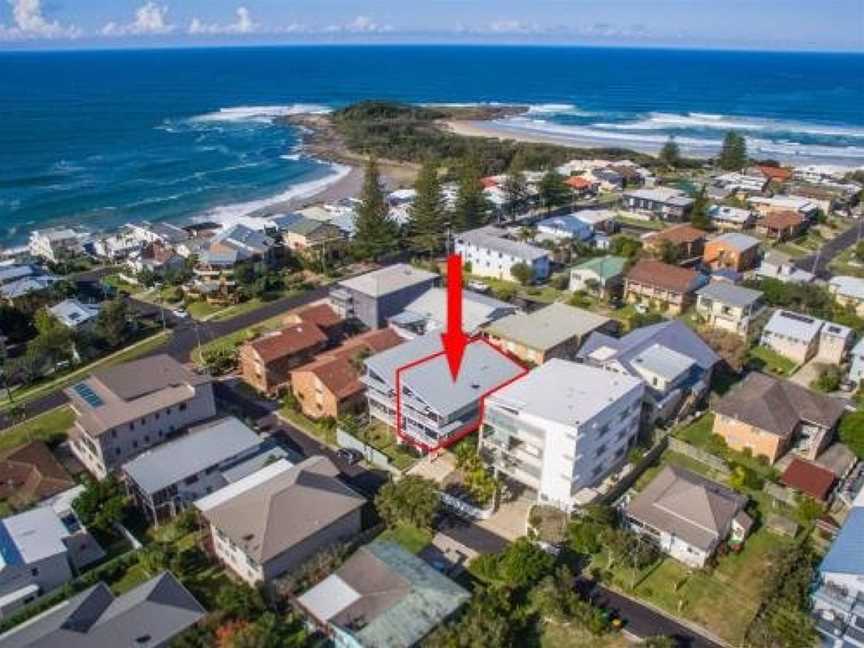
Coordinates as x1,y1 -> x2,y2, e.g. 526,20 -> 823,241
719,131 -> 748,171
407,159 -> 448,254
352,158 -> 400,260
659,137 -> 681,168
374,475 -> 440,529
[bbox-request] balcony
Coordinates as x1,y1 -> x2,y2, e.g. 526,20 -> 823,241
484,408 -> 545,443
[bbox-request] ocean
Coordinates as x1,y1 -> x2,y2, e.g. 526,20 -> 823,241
1,45 -> 862,246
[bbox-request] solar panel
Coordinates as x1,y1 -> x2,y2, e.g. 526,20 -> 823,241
73,383 -> 104,408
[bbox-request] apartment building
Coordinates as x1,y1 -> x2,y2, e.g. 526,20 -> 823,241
829,275 -> 864,317
480,360 -> 643,511
65,355 -> 216,479
28,227 -> 87,264
622,187 -> 694,221
624,259 -> 707,314
329,264 -> 437,329
239,322 -> 328,394
196,457 -> 364,585
695,282 -> 765,337
361,334 -> 525,452
454,226 -> 551,283
388,287 -> 516,339
122,417 -> 289,525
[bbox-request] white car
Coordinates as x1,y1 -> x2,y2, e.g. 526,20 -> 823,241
171,308 -> 189,319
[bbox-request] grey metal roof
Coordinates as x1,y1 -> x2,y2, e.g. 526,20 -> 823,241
821,507 -> 864,576
627,465 -> 746,551
0,572 -> 205,648
763,309 -> 823,342
0,265 -> 37,285
632,343 -> 696,382
121,417 -> 263,495
298,540 -> 470,648
710,232 -> 760,252
484,303 -> 612,352
214,224 -> 273,254
0,276 -> 55,300
697,282 -> 763,308
397,287 -> 516,334
48,299 -> 99,328
338,264 -> 437,298
364,334 -> 525,416
456,226 -> 549,262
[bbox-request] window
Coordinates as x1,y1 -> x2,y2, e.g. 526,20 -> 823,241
31,567 -> 39,576
132,441 -> 138,448
179,403 -> 187,412
184,475 -> 199,486
596,444 -> 607,457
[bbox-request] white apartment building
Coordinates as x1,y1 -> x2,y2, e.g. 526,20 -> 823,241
454,226 -> 550,283
28,227 -> 87,264
480,360 -> 644,511
65,355 -> 216,479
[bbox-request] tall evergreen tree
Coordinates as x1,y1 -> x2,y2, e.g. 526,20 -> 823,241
718,131 -> 748,171
352,158 -> 399,261
690,185 -> 711,229
502,163 -> 529,220
538,169 -> 570,212
659,136 -> 681,168
452,159 -> 489,232
406,159 -> 447,254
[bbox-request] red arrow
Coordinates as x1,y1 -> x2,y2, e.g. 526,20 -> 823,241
441,254 -> 469,382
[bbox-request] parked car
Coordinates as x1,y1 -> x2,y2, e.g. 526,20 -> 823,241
172,308 -> 189,319
336,448 -> 363,465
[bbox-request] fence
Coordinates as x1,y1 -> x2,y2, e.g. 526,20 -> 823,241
439,491 -> 495,520
667,437 -> 732,477
336,428 -> 392,470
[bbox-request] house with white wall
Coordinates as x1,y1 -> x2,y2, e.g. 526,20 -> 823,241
454,226 -> 550,282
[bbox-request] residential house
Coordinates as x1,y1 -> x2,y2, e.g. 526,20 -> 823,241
0,265 -> 57,303
622,188 -> 694,221
127,221 -> 190,247
761,309 -> 853,366
483,302 -> 615,365
65,355 -> 216,479
239,322 -> 328,395
754,165 -> 794,184
194,224 -> 277,291
47,299 -> 100,331
91,230 -> 141,261
623,259 -> 707,314
569,255 -> 628,298
695,282 -> 766,337
329,264 -> 438,330
756,250 -> 815,284
0,442 -> 76,510
565,175 -> 597,197
780,458 -> 837,502
829,275 -> 864,317
625,466 -> 751,568
712,372 -> 846,463
125,243 -> 185,277
643,224 -> 707,264
122,417 -> 290,524
748,195 -> 819,219
811,491 -> 864,647
297,540 -> 471,648
283,302 -> 345,342
28,228 -> 87,264
712,172 -> 768,196
277,215 -> 348,263
703,233 -> 761,272
388,287 -> 516,339
849,338 -> 864,386
362,334 -> 524,452
536,215 -> 593,242
480,360 -> 643,511
196,457 -> 365,585
0,572 -> 205,647
708,205 -> 756,230
578,320 -> 719,424
573,209 -> 617,234
592,167 -> 625,191
755,210 -> 806,241
0,506 -> 105,618
454,226 -> 551,283
291,328 -> 403,420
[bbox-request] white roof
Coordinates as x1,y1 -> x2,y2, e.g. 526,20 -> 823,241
748,195 -> 816,211
195,459 -> 294,512
296,574 -> 361,622
830,275 -> 864,301
398,287 -> 514,334
487,359 -> 643,427
573,209 -> 617,226
764,309 -> 824,342
709,205 -> 753,223
632,344 -> 695,382
456,226 -> 549,262
338,264 -> 437,298
0,507 -> 69,567
48,299 -> 100,328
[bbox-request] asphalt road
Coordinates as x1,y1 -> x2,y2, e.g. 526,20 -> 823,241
795,221 -> 862,278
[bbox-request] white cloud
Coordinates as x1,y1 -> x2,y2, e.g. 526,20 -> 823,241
0,0 -> 80,40
325,16 -> 393,34
487,19 -> 540,34
102,2 -> 175,36
189,6 -> 255,35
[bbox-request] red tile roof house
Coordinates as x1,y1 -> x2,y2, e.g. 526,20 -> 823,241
624,259 -> 707,315
756,165 -> 794,183
643,224 -> 708,265
756,210 -> 806,241
781,458 -> 837,502
284,303 -> 345,342
240,323 -> 328,395
565,175 -> 597,197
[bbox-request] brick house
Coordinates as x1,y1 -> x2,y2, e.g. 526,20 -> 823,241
756,210 -> 805,241
624,259 -> 707,314
240,323 -> 328,394
643,224 -> 707,264
703,233 -> 761,272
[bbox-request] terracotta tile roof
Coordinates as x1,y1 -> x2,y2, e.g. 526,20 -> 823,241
781,458 -> 836,501
287,303 -> 343,330
295,329 -> 403,399
762,210 -> 804,229
481,177 -> 498,188
646,224 -> 708,246
0,441 -> 75,503
626,259 -> 702,293
249,323 -> 327,363
566,176 -> 591,189
758,165 -> 793,182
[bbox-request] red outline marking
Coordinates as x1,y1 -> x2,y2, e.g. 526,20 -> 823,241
394,337 -> 529,453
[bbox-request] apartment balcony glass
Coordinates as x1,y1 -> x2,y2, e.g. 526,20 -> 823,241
484,408 -> 545,443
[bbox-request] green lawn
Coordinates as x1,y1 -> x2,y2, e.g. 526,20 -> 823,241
207,290 -> 305,322
192,311 -> 288,366
279,406 -> 337,446
185,299 -> 225,320
747,345 -> 797,377
541,622 -> 628,648
0,407 -> 75,452
466,274 -> 566,305
357,422 -> 419,471
110,564 -> 152,595
672,413 -> 776,479
378,523 -> 432,554
829,246 -> 864,278
616,214 -> 666,230
1,330 -> 171,413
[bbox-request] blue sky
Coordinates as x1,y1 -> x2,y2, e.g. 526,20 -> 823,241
1,0 -> 862,51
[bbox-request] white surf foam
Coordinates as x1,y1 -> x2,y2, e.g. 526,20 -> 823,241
190,104 -> 332,125
526,103 -> 596,117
